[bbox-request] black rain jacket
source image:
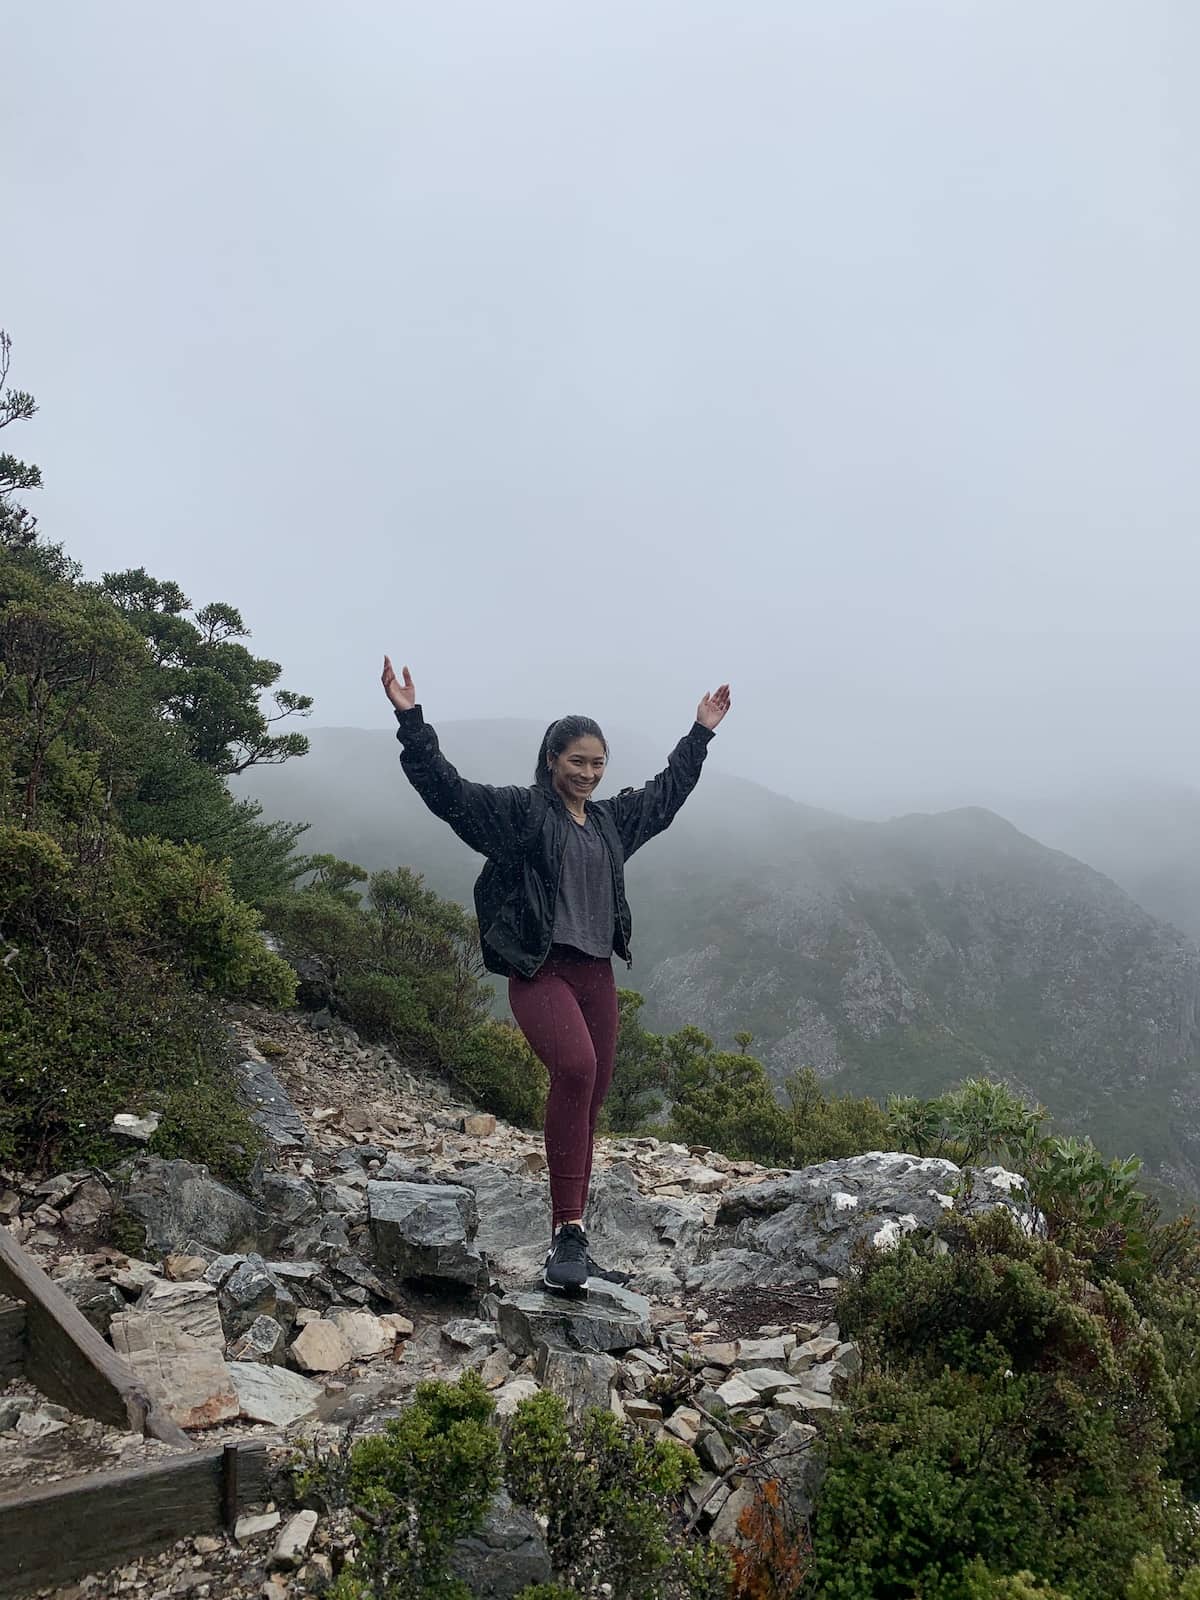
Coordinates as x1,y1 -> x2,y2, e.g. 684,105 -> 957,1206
394,705 -> 714,978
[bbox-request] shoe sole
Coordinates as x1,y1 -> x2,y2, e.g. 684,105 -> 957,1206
542,1271 -> 588,1298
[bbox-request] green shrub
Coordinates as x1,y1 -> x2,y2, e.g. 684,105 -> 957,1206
300,1370 -> 500,1600
1124,1547 -> 1200,1600
452,1020 -> 547,1130
811,1212 -> 1194,1600
886,1078 -> 1047,1169
604,988 -> 669,1133
299,1376 -> 725,1600
784,1066 -> 891,1166
505,1390 -> 730,1599
0,824 -> 283,1177
263,866 -> 491,1079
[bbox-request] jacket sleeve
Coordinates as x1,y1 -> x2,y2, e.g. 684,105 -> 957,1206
607,723 -> 715,859
395,705 -> 531,859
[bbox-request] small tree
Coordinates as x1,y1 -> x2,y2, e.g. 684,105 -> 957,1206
101,566 -> 312,775
0,330 -> 41,549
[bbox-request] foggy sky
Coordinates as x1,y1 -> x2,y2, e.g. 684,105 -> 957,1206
4,2 -> 1197,817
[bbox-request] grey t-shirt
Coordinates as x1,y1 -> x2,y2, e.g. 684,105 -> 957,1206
552,814 -> 616,959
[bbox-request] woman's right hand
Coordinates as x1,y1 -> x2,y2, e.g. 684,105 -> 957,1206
382,656 -> 416,712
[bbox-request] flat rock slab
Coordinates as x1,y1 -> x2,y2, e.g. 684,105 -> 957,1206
231,1361 -> 325,1427
497,1282 -> 651,1357
110,1308 -> 239,1429
236,1057 -> 309,1149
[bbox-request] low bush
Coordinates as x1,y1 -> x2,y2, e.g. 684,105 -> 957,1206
811,1210 -> 1197,1600
451,1019 -> 547,1130
0,824 -> 289,1177
300,1375 -> 729,1600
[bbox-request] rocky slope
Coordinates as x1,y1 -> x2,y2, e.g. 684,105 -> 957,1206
0,1000 -> 1031,1597
241,723 -> 1200,1196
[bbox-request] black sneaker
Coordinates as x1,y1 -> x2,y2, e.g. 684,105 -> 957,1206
544,1223 -> 590,1294
586,1254 -> 632,1287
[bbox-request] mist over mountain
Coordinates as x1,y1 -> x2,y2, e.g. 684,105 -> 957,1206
240,719 -> 1200,1198
999,782 -> 1200,945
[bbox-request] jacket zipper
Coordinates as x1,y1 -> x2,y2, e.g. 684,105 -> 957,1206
595,803 -> 633,968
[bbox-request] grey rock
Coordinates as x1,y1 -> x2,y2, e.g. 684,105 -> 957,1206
111,1111 -> 161,1142
61,1177 -> 112,1231
696,1427 -> 734,1474
236,1058 -> 308,1150
496,1281 -> 651,1357
454,1164 -> 549,1283
738,1367 -> 796,1400
113,1157 -> 265,1257
534,1344 -> 618,1420
16,1408 -> 69,1439
367,1181 -> 489,1291
442,1317 -> 499,1352
833,1341 -> 862,1380
706,1153 -> 1030,1283
585,1163 -> 706,1295
286,1212 -> 353,1263
229,1315 -> 287,1364
683,1250 -> 776,1294
762,1420 -> 824,1520
272,1509 -> 319,1569
266,1259 -> 335,1308
714,1375 -> 759,1409
321,1182 -> 366,1216
330,1144 -> 388,1172
230,1361 -> 325,1427
711,1482 -> 757,1545
217,1255 -> 297,1339
136,1278 -> 226,1345
57,1273 -> 126,1335
328,1254 -> 391,1300
493,1377 -> 541,1417
110,1304 -> 239,1429
448,1488 -> 552,1598
800,1365 -> 835,1396
255,1172 -> 321,1230
734,1337 -> 792,1369
376,1154 -> 443,1184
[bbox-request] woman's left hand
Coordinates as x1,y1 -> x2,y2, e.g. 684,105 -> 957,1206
696,684 -> 732,731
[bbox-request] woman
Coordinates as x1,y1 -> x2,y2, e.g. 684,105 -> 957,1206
381,655 -> 731,1294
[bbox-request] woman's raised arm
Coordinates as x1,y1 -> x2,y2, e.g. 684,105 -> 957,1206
383,655 -> 530,860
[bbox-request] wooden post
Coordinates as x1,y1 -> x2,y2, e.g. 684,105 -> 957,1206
0,1298 -> 25,1384
221,1441 -> 240,1529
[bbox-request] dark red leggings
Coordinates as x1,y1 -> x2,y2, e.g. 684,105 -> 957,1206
508,946 -> 618,1231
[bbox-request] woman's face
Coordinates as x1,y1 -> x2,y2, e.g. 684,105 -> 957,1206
549,735 -> 608,803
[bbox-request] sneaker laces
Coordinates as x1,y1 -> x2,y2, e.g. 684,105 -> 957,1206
552,1224 -> 588,1268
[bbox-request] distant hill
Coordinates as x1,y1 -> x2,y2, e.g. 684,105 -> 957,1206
1006,781 -> 1200,944
239,722 -> 1200,1197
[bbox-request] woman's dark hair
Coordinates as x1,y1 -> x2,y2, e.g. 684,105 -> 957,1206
534,716 -> 608,790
